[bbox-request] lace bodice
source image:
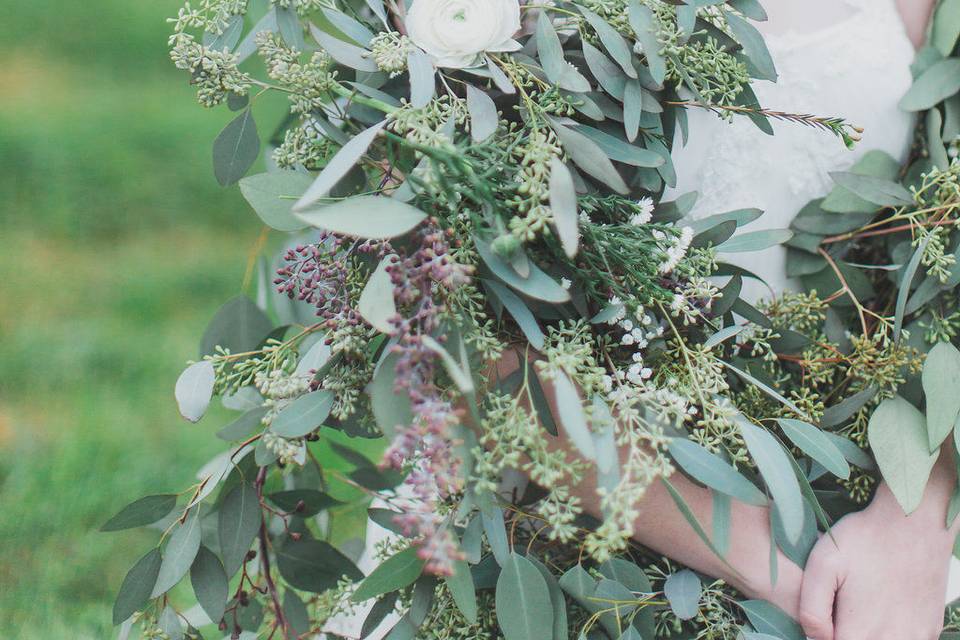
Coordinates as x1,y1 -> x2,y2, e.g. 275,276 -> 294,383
665,0 -> 916,301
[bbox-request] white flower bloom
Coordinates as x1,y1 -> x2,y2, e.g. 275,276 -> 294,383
560,277 -> 572,290
629,196 -> 655,225
405,0 -> 522,68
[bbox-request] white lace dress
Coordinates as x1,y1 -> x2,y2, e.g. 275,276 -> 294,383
666,0 -> 960,603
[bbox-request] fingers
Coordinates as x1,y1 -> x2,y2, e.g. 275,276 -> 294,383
799,544 -> 842,640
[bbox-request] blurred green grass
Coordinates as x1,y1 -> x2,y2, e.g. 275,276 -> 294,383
0,1 -> 263,636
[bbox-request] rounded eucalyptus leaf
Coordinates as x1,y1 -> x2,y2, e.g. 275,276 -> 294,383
664,569 -> 702,620
922,341 -> 960,450
239,171 -> 313,232
776,418 -> 850,479
296,196 -> 428,240
495,553 -> 553,640
190,545 -> 228,624
358,255 -> 398,333
270,390 -> 335,438
175,361 -> 215,423
276,539 -> 364,593
868,396 -> 939,514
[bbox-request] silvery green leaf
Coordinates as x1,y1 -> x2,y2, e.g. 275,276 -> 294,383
922,342 -> 960,450
623,79 -> 642,141
321,8 -> 375,46
738,600 -> 805,640
153,507 -> 202,596
869,396 -> 939,514
725,13 -> 777,81
445,560 -> 478,624
295,339 -> 332,378
655,190 -> 699,221
358,254 -> 397,333
527,556 -> 568,640
201,295 -> 273,358
537,13 -> 591,92
582,40 -> 626,99
175,361 -> 215,423
627,1 -> 666,85
486,57 -> 516,94
729,0 -> 768,20
466,84 -> 498,142
101,494 -> 178,532
693,220 -> 737,249
578,7 -> 637,78
190,546 -> 228,624
309,23 -> 379,71
824,432 -> 875,470
717,229 -> 793,253
567,90 -> 605,121
484,280 -> 545,351
213,108 -> 260,186
421,336 -> 474,393
900,58 -> 960,111
820,386 -> 877,427
664,569 -> 701,620
895,236 -> 930,341
368,351 -> 414,439
296,195 -> 427,239
668,438 -> 767,506
821,150 -> 900,213
348,81 -> 402,107
550,121 -> 628,193
495,554 -> 553,640
552,371 -> 596,460
927,109 -> 951,170
475,236 -> 571,303
239,172 -> 312,231
828,171 -> 913,207
407,50 -> 436,107
932,0 -> 960,56
113,548 -> 162,624
713,492 -> 731,556
218,483 -> 261,578
737,419 -> 804,544
776,418 -> 850,479
294,120 -> 386,211
572,124 -> 664,167
548,157 -> 580,258
271,390 -> 335,437
275,539 -> 363,593
703,324 -> 745,349
276,4 -> 304,49
236,8 -> 278,63
722,361 -> 809,419
481,508 -> 510,566
591,396 -> 618,475
352,547 -> 425,601
283,591 -> 312,637
159,606 -> 183,640
713,275 -> 743,316
217,407 -> 267,441
363,0 -> 389,26
206,14 -> 244,52
661,478 -> 733,568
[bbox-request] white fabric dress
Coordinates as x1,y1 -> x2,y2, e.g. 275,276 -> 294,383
665,0 -> 960,604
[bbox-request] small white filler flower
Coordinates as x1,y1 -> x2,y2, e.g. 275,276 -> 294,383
405,0 -> 523,69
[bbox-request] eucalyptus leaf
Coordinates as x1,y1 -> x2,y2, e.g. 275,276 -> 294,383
407,50 -> 436,107
218,483 -> 261,578
485,280 -> 546,351
578,7 -> 637,78
495,554 -> 553,640
548,157 -> 580,258
352,546 -> 425,601
190,546 -> 228,624
310,23 -> 379,71
922,341 -> 960,451
466,84 -> 499,142
627,1 -> 667,84
717,229 -> 793,253
358,254 -> 398,333
623,79 -> 642,141
668,438 -> 766,505
537,13 -> 591,92
933,0 -> 960,56
445,560 -> 478,624
175,361 -> 215,423
421,335 -> 474,393
294,120 -> 387,211
296,195 -> 428,239
101,494 -> 178,532
664,569 -> 701,620
200,295 -> 273,357
900,58 -> 960,111
725,12 -> 777,81
275,539 -> 363,593
552,371 -> 596,460
549,121 -> 629,193
738,419 -> 804,544
868,396 -> 939,514
153,507 -> 202,596
239,171 -> 312,231
776,418 -> 850,479
368,351 -> 414,439
475,235 -> 571,303
271,390 -> 335,437
213,108 -> 260,187
828,171 -> 913,207
113,548 -> 162,624
738,600 -> 805,640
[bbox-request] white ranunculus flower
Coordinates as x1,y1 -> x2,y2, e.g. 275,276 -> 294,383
405,0 -> 522,69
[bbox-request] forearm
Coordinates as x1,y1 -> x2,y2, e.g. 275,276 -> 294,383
566,458 -> 803,617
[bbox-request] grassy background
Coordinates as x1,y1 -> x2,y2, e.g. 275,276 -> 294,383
0,1 -> 263,636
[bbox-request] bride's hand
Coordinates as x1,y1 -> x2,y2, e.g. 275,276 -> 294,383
798,482 -> 955,640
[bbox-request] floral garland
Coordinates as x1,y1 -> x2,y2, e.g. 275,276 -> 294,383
95,0 -> 960,639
